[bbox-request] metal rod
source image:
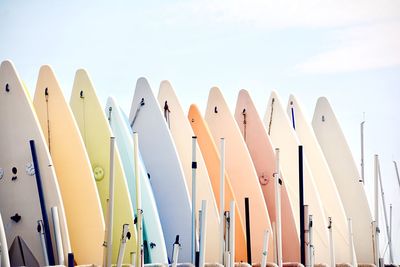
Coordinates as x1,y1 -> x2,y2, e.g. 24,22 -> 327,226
327,217 -> 335,267
245,197 -> 252,264
220,138 -> 225,264
299,146 -> 305,265
172,235 -> 180,267
274,148 -> 282,267
394,161 -> 400,189
192,136 -> 198,264
134,133 -> 143,267
360,121 -> 365,183
229,200 -> 235,267
377,158 -> 393,263
309,215 -> 314,267
29,140 -> 55,265
347,218 -> 356,267
37,220 -> 49,266
51,206 -> 64,265
199,200 -> 207,267
117,224 -> 130,267
0,213 -> 10,267
261,230 -> 270,267
374,155 -> 380,266
106,137 -> 116,267
304,206 -> 309,267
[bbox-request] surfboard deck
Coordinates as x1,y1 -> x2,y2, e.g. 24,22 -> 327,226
188,104 -> 247,262
0,60 -> 71,266
263,91 -> 330,264
33,65 -> 105,265
205,87 -> 274,264
129,78 -> 192,263
287,95 -> 353,264
106,96 -> 168,264
312,97 -> 373,263
70,69 -> 137,264
235,89 -> 299,262
158,81 -> 221,263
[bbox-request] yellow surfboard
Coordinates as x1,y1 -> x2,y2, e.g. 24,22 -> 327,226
70,69 -> 137,264
33,65 -> 105,265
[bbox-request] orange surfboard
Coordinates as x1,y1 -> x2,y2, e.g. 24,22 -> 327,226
188,104 -> 247,262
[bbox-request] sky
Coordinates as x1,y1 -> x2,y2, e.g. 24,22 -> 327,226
1,0 -> 399,262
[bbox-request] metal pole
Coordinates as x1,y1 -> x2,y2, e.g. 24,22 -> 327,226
229,200 -> 235,267
261,230 -> 270,267
245,197 -> 252,265
192,136 -> 198,265
117,224 -> 130,267
37,220 -> 49,266
328,217 -> 335,267
394,161 -> 400,189
51,206 -> 64,265
377,158 -> 393,263
106,137 -> 116,267
274,148 -> 282,267
29,140 -> 55,265
199,200 -> 208,267
0,213 -> 10,267
220,138 -> 225,264
374,155 -> 380,267
304,205 -> 309,267
360,121 -> 365,183
134,133 -> 143,267
299,146 -> 305,265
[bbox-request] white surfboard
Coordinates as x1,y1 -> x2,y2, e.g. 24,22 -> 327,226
263,91 -> 329,264
0,213 -> 10,267
235,89 -> 299,262
129,78 -> 192,263
0,60 -> 71,266
33,65 -> 105,266
157,81 -> 221,263
205,87 -> 274,264
287,95 -> 353,264
312,97 -> 373,263
106,96 -> 168,264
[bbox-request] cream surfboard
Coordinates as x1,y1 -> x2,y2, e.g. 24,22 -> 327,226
312,97 -> 373,263
205,87 -> 274,264
129,78 -> 192,263
287,95 -> 353,264
188,104 -> 247,262
0,60 -> 71,266
33,65 -> 105,265
157,81 -> 221,262
263,91 -> 330,264
234,89 -> 299,262
70,69 -> 137,264
106,97 -> 168,264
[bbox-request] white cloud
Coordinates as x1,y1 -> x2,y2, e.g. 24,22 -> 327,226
296,22 -> 400,73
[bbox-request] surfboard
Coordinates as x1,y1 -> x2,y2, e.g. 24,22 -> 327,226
33,65 -> 105,265
157,81 -> 221,263
188,104 -> 247,262
0,60 -> 71,266
287,95 -> 354,264
0,213 -> 10,267
105,96 -> 168,264
129,78 -> 192,263
312,97 -> 373,263
234,89 -> 299,262
263,91 -> 329,264
205,87 -> 274,264
70,69 -> 137,264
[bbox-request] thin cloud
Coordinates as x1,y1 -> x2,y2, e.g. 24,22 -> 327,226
296,22 -> 400,73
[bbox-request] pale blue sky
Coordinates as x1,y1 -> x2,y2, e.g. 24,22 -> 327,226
1,0 -> 399,262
